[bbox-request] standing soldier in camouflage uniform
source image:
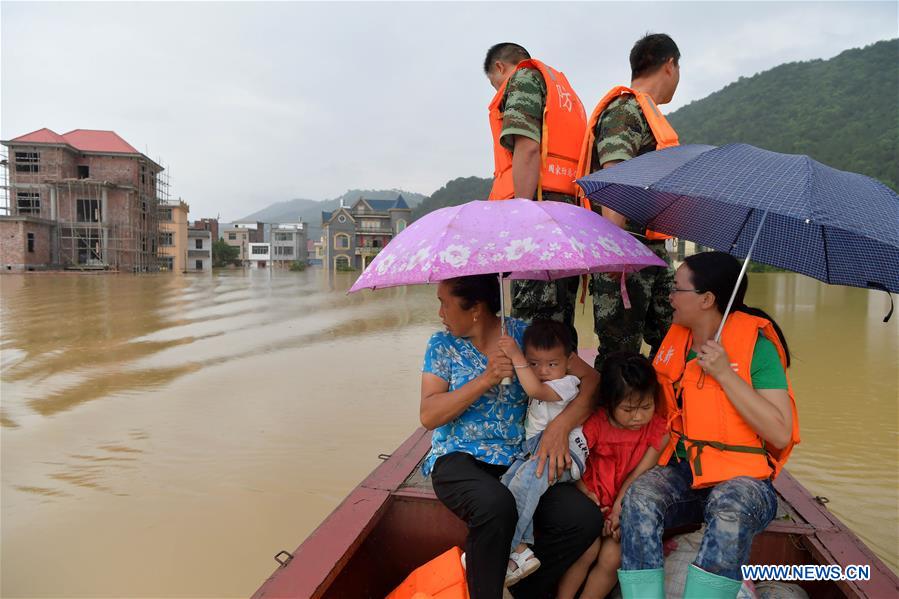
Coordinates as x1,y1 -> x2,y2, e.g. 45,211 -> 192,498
579,33 -> 682,371
484,43 -> 587,345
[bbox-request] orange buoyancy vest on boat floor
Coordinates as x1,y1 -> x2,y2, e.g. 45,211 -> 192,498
386,546 -> 469,599
488,59 -> 587,200
575,85 -> 679,240
652,311 -> 800,489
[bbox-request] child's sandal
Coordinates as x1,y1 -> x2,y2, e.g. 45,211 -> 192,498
504,547 -> 541,587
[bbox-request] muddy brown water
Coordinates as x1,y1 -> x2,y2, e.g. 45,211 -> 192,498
1,268 -> 896,597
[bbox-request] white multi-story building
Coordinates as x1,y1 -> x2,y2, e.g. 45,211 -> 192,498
270,222 -> 308,267
248,242 -> 270,268
187,228 -> 212,271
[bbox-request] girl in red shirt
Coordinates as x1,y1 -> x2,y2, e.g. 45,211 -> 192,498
558,352 -> 669,599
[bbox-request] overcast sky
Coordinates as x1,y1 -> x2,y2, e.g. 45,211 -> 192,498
2,1 -> 895,221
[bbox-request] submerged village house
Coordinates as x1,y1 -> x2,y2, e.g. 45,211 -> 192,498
157,199 -> 213,272
1,128 -> 165,271
221,222 -> 265,264
322,195 -> 410,270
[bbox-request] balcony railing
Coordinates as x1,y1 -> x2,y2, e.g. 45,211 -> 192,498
355,247 -> 382,256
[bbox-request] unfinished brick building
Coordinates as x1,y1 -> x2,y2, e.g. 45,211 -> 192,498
1,128 -> 166,271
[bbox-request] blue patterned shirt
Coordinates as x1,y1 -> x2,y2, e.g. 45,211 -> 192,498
421,318 -> 529,476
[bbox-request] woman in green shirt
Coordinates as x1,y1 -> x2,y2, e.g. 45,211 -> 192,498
616,252 -> 799,599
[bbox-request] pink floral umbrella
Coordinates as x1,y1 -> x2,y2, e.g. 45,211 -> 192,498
349,199 -> 665,383
348,199 -> 665,293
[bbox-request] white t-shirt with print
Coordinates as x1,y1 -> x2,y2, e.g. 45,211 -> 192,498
524,374 -> 581,440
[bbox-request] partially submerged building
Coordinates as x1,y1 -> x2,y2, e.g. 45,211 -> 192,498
187,228 -> 212,271
1,128 -> 166,271
248,242 -> 271,269
157,199 -> 190,272
270,222 -> 308,267
221,221 -> 264,264
192,218 -> 219,242
321,195 -> 410,270
309,238 -> 323,266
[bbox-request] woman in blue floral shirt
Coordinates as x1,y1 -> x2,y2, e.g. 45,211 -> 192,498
421,274 -> 602,599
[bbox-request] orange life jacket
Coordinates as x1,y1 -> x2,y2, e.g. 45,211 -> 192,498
386,546 -> 469,599
653,311 -> 800,489
576,86 -> 679,240
488,59 -> 587,201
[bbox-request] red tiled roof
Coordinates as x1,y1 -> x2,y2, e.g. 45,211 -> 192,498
62,129 -> 140,154
8,127 -> 140,154
10,127 -> 68,145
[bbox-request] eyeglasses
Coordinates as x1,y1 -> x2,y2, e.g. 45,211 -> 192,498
670,287 -> 702,294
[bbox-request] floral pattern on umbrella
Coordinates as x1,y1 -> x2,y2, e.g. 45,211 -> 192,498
349,199 -> 665,293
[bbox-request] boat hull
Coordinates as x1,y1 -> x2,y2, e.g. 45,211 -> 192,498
253,428 -> 897,598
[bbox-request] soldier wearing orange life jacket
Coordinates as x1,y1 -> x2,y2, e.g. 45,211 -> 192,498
616,252 -> 800,599
484,42 -> 587,350
574,34 -> 681,373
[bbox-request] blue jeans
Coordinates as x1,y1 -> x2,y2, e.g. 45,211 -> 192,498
500,433 -> 576,550
619,459 -> 777,580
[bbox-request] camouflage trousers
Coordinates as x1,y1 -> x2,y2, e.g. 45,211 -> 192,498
591,241 -> 674,371
510,276 -> 581,349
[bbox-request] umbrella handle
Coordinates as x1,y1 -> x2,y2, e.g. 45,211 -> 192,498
716,210 -> 768,342
499,272 -> 512,385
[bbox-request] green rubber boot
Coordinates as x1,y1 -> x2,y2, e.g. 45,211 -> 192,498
617,568 -> 664,599
682,564 -> 743,599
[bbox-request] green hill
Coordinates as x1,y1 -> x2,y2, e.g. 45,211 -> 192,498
411,176 -> 493,220
668,39 -> 898,190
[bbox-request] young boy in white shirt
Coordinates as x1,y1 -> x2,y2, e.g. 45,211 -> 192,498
496,319 -> 589,586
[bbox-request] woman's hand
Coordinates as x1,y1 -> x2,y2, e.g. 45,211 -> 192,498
697,339 -> 733,381
534,416 -> 573,483
698,341 -> 793,450
483,349 -> 514,386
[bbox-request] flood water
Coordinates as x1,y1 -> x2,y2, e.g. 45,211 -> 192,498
1,268 -> 896,597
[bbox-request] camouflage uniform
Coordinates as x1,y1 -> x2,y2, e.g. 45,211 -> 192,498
499,67 -> 580,346
589,95 -> 674,370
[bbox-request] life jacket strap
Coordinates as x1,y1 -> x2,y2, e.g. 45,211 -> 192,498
678,432 -> 768,477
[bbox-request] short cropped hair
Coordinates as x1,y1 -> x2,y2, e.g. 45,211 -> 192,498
630,33 -> 680,79
483,43 -> 531,74
522,319 -> 575,355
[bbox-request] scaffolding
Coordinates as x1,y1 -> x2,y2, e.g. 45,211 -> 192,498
1,146 -> 167,272
0,150 -> 9,216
